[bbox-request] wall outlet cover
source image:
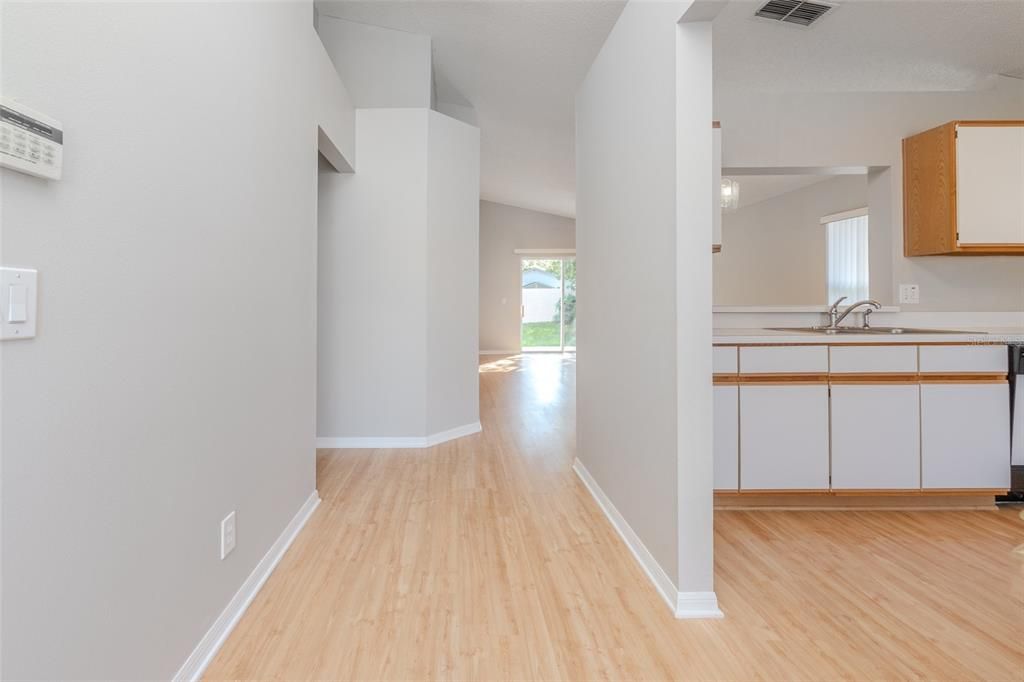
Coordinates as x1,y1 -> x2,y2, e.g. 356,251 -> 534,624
220,511 -> 236,559
899,284 -> 920,305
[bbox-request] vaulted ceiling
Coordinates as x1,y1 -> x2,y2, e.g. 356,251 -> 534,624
316,0 -> 626,219
316,1 -> 1023,219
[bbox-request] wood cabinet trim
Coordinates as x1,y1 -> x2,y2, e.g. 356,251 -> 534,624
953,120 -> 1024,127
829,373 -> 920,384
718,488 -> 1004,497
903,120 -> 1024,256
919,373 -> 1007,384
713,341 -> 1009,348
737,373 -> 829,385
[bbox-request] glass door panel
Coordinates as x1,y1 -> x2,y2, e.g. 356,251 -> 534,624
562,257 -> 576,350
521,257 -> 575,352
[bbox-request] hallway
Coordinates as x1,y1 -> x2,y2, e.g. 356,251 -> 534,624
207,354 -> 1024,680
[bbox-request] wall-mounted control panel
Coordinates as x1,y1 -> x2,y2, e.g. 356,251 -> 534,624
0,98 -> 62,180
0,267 -> 38,340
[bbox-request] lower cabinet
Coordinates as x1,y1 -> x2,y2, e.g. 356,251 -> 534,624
739,384 -> 830,490
921,383 -> 1011,489
830,384 -> 921,490
713,385 -> 739,490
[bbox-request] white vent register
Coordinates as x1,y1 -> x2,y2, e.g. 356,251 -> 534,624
1,98 -> 63,180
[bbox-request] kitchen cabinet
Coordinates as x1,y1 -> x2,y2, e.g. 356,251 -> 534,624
720,342 -> 1012,495
903,120 -> 1024,256
921,383 -> 1011,490
713,346 -> 738,490
919,344 -> 1007,374
830,384 -> 921,490
713,385 -> 739,490
740,345 -> 829,374
739,384 -> 830,491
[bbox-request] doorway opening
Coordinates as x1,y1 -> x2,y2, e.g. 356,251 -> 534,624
520,257 -> 576,352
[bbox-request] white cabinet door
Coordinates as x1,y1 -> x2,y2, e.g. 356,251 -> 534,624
740,345 -> 829,374
831,384 -> 921,490
919,344 -> 1008,373
956,125 -> 1024,245
739,385 -> 830,490
714,385 -> 739,490
712,346 -> 738,374
921,383 -> 1011,489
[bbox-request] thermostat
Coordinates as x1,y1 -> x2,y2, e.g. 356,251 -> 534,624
0,98 -> 63,180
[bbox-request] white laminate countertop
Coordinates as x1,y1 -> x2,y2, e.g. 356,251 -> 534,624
713,327 -> 1024,345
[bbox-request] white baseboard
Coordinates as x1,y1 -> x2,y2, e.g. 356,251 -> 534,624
675,590 -> 724,619
316,421 -> 482,449
173,490 -> 321,681
572,458 -> 723,620
479,349 -> 520,356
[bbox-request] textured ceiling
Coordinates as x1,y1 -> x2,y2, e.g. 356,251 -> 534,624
316,0 -> 626,218
714,0 -> 1024,93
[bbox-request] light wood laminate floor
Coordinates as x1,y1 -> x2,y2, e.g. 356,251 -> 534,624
207,353 -> 1024,680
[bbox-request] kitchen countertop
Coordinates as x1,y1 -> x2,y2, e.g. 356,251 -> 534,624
713,327 -> 1024,345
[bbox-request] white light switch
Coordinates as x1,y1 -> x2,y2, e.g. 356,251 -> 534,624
8,284 -> 27,322
0,267 -> 37,340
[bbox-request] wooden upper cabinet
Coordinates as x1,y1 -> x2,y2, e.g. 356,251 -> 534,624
903,120 -> 1024,256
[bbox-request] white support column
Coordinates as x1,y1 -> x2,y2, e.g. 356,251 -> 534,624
674,17 -> 721,618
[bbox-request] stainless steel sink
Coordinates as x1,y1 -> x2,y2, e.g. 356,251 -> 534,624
766,326 -> 986,335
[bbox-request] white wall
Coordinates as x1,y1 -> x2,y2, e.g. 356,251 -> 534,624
479,200 -> 575,352
714,175 -> 868,305
426,112 -> 481,435
318,109 -> 429,438
0,2 -> 353,678
315,14 -> 432,108
577,0 -> 716,608
716,77 -> 1024,311
317,109 -> 480,440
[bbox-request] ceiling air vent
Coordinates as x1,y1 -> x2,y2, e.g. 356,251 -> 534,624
755,0 -> 835,26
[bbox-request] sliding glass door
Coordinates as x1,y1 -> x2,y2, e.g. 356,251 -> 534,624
521,257 -> 576,352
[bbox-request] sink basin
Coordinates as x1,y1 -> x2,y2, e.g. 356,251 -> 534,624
766,326 -> 986,335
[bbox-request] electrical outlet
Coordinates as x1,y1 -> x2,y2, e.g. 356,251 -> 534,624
899,284 -> 920,305
220,511 -> 236,559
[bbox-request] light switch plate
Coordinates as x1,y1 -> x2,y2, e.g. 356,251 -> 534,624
0,267 -> 37,340
898,283 -> 920,305
220,511 -> 236,559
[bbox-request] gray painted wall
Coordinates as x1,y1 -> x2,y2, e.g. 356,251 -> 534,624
426,113 -> 482,435
315,14 -> 433,108
479,201 -> 576,352
318,109 -> 430,438
576,0 -> 690,588
716,78 -> 1024,311
714,175 -> 868,305
317,108 -> 480,439
1,2 -> 352,677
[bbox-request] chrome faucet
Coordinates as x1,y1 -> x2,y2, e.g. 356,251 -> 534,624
827,296 -> 847,327
827,297 -> 882,329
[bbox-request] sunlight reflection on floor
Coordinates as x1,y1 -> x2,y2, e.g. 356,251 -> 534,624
479,352 -> 575,406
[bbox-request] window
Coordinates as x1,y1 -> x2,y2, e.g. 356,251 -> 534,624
823,208 -> 869,302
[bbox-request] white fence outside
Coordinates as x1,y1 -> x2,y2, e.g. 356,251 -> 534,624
522,288 -> 561,324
